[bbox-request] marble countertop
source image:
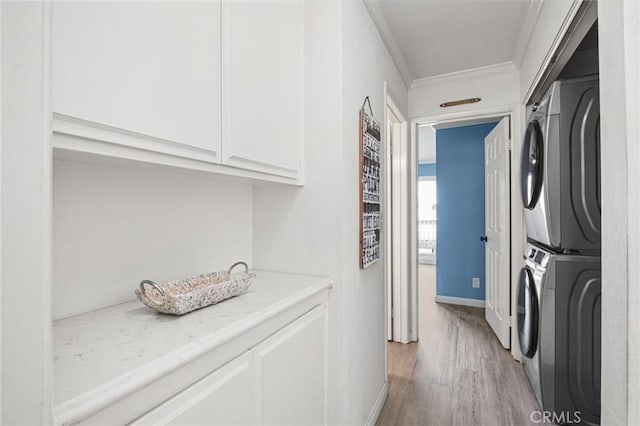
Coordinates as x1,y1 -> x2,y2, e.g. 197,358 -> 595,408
53,270 -> 332,424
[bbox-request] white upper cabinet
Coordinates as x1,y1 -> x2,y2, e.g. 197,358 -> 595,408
222,0 -> 304,181
52,1 -> 222,163
52,1 -> 304,184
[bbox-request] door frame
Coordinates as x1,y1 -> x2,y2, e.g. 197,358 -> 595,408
409,104 -> 525,360
383,86 -> 411,344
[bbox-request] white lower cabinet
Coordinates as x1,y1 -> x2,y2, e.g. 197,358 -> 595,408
131,306 -> 326,426
132,354 -> 257,426
257,306 -> 326,426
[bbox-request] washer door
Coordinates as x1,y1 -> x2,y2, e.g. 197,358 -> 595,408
521,120 -> 544,210
517,267 -> 539,358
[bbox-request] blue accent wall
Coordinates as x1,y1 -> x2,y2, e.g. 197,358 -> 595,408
418,163 -> 436,177
436,122 -> 498,301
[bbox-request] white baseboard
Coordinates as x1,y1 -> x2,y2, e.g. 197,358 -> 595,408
365,381 -> 388,426
435,295 -> 485,308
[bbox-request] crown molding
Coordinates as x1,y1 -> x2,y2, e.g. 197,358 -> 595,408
410,62 -> 518,90
513,0 -> 545,67
363,0 -> 413,88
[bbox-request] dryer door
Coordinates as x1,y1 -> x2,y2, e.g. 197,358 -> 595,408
517,267 -> 539,358
521,120 -> 544,210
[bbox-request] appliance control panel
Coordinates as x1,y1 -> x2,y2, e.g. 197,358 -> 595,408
527,247 -> 536,259
527,245 -> 550,268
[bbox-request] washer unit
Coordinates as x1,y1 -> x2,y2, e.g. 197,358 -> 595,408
518,247 -> 543,406
518,243 -> 601,425
521,76 -> 601,254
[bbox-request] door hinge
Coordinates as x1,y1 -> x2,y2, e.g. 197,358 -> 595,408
509,315 -> 514,327
507,139 -> 512,151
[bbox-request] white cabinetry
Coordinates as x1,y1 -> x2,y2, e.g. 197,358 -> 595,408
131,306 -> 326,426
51,1 -> 304,184
222,0 -> 304,180
53,272 -> 331,425
52,1 -> 222,163
257,306 -> 326,425
132,354 -> 257,426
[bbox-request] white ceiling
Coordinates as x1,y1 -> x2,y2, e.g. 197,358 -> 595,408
372,0 -> 537,81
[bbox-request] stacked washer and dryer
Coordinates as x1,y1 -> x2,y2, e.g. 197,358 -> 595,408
518,76 -> 602,425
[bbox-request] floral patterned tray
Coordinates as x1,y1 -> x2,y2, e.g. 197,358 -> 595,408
135,261 -> 255,315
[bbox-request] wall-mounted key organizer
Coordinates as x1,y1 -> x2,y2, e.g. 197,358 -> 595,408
359,97 -> 382,269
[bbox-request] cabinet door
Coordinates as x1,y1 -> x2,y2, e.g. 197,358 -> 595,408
222,0 -> 304,181
255,306 -> 326,425
131,353 -> 257,426
52,2 -> 221,163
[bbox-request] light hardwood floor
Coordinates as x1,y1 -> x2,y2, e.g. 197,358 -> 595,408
377,265 -> 540,426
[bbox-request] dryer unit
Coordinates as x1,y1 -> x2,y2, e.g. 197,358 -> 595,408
521,76 -> 601,254
518,243 -> 601,426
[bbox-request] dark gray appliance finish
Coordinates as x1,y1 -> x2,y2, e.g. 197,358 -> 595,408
558,23 -> 599,80
527,2 -> 597,105
522,76 -> 601,254
519,242 -> 601,425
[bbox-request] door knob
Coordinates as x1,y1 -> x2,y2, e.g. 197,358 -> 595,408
480,236 -> 488,242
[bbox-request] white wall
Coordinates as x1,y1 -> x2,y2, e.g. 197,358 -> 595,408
1,3 -> 53,424
53,160 -> 253,319
409,62 -> 519,119
340,0 -> 407,423
0,1 -> 3,419
253,0 -> 408,423
599,1 -> 640,424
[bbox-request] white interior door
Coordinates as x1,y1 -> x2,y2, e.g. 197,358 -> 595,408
484,117 -> 511,348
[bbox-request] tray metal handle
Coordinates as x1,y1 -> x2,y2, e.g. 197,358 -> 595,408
228,261 -> 249,276
139,279 -> 165,306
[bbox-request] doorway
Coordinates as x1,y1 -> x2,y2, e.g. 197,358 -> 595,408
408,107 -> 524,361
416,119 -> 510,342
379,115 -> 537,423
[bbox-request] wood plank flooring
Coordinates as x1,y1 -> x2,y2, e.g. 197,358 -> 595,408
377,265 -> 540,426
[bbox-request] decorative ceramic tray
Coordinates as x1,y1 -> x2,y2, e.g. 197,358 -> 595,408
135,261 -> 255,315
